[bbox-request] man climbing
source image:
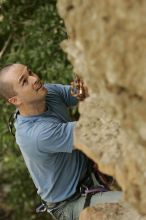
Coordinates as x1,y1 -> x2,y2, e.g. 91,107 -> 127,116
0,63 -> 122,220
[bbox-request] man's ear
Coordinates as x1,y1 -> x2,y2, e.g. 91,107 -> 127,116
8,96 -> 22,106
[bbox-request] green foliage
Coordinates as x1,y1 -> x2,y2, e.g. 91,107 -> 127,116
0,1 -> 73,219
0,0 -> 73,82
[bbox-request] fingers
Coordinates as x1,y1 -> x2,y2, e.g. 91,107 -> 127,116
70,74 -> 89,100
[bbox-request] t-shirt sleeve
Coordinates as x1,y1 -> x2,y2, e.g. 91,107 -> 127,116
52,84 -> 78,107
37,121 -> 75,153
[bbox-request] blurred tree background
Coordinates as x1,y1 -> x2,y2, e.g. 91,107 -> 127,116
0,0 -> 73,219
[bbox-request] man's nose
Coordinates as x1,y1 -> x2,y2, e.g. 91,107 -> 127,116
30,75 -> 39,84
31,76 -> 41,90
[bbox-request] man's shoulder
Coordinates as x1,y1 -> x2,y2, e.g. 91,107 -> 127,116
16,116 -> 54,135
15,118 -> 56,153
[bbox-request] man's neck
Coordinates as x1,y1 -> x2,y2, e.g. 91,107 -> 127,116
18,100 -> 46,116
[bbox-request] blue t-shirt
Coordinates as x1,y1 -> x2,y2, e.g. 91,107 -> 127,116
15,84 -> 87,203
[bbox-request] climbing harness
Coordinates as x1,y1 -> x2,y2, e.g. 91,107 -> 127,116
36,162 -> 114,218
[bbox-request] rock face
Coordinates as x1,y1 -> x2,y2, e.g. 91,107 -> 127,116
57,0 -> 146,218
80,203 -> 146,220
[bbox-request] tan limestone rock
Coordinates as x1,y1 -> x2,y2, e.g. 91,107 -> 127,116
57,0 -> 146,217
80,203 -> 146,220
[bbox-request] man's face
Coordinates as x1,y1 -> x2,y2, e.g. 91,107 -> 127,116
6,64 -> 47,106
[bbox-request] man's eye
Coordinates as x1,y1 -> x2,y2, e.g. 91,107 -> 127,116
22,79 -> 28,85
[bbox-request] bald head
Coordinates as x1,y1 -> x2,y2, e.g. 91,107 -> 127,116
0,63 -> 23,100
